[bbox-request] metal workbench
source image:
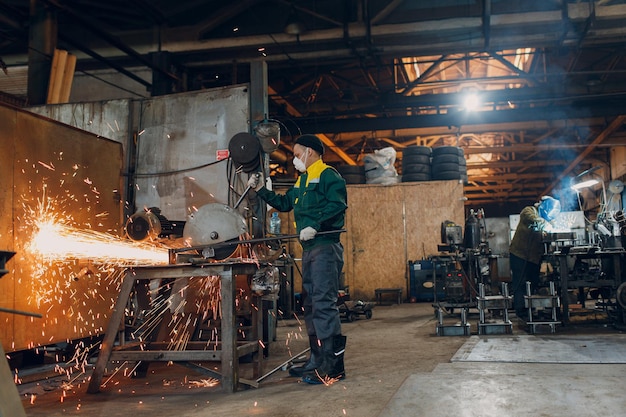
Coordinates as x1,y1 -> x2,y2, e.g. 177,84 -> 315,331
87,261 -> 262,394
552,246 -> 625,325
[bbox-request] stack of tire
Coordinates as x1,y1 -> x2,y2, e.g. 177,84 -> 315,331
459,148 -> 468,184
431,146 -> 466,183
401,145 -> 432,183
336,165 -> 366,184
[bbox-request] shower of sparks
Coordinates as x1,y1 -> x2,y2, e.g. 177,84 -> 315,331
314,370 -> 341,386
29,219 -> 169,265
552,212 -> 579,233
22,183 -> 167,266
127,276 -> 227,353
11,158 -> 257,395
188,378 -> 219,387
12,161 -> 173,356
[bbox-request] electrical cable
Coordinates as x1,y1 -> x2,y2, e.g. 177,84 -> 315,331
130,157 -> 227,177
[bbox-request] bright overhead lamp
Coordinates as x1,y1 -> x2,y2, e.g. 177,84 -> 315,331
570,166 -> 608,214
462,92 -> 481,111
571,178 -> 600,191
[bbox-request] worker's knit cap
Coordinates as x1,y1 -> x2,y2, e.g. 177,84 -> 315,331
295,134 -> 325,155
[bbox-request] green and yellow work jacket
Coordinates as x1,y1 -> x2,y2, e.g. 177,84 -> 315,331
256,159 -> 347,250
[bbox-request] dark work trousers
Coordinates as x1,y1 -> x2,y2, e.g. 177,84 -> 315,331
301,242 -> 344,341
510,253 -> 540,316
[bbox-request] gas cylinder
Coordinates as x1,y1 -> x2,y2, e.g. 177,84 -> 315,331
464,210 -> 480,249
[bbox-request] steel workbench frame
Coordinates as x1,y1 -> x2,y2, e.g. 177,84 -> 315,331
86,261 -> 261,394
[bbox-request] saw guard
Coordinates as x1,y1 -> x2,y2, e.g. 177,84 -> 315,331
183,203 -> 247,247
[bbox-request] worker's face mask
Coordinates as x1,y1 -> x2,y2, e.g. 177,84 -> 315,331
293,148 -> 309,173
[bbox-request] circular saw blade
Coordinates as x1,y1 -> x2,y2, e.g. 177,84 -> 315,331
183,203 -> 247,248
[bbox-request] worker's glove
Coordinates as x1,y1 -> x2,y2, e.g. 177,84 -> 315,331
247,173 -> 263,191
299,226 -> 317,241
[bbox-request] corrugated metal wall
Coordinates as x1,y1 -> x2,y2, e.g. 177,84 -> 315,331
28,84 -> 250,221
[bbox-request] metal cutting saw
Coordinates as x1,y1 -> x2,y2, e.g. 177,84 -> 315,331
125,202 -> 283,262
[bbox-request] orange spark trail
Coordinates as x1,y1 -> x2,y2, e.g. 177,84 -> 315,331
29,219 -> 169,265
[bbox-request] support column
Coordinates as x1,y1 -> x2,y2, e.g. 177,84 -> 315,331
28,0 -> 57,105
220,267 -> 237,392
150,51 -> 183,96
249,61 -> 269,237
249,61 -> 268,124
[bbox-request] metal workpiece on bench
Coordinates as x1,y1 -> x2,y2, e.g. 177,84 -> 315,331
87,261 -> 263,394
552,247 -> 625,325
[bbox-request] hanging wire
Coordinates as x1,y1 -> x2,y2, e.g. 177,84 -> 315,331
132,158 -> 227,177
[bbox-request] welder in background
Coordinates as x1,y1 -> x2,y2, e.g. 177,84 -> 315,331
509,196 -> 561,317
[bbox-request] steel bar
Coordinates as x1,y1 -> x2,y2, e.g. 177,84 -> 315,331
233,173 -> 259,209
256,347 -> 310,383
0,307 -> 42,318
171,229 -> 346,254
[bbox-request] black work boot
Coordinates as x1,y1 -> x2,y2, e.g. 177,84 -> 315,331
289,336 -> 322,377
301,335 -> 346,384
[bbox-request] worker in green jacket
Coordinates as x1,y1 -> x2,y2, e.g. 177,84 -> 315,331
248,134 -> 348,384
509,196 -> 561,317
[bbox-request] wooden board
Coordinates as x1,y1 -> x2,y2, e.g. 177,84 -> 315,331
344,181 -> 465,300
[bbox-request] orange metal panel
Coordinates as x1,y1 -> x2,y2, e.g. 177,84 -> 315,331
0,103 -> 123,352
0,105 -> 17,350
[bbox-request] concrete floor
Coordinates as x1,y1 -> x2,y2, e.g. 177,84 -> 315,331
17,302 -> 626,417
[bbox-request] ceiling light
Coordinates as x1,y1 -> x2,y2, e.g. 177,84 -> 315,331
571,178 -> 600,191
462,92 -> 481,111
284,7 -> 306,35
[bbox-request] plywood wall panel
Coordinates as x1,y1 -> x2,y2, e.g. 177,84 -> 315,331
344,184 -> 406,300
404,180 -> 466,262
344,181 -> 465,301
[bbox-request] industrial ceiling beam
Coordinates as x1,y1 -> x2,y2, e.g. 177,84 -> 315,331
326,118 -> 609,139
6,2 -> 622,69
195,1 -> 264,37
400,54 -> 449,96
268,86 -> 357,166
291,102 -> 626,134
469,172 -> 555,181
467,160 -> 568,169
370,0 -> 405,25
467,182 -> 548,192
488,51 -> 534,82
462,141 -> 626,154
483,0 -> 491,49
130,0 -> 167,26
59,34 -> 151,89
40,0 -> 178,82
